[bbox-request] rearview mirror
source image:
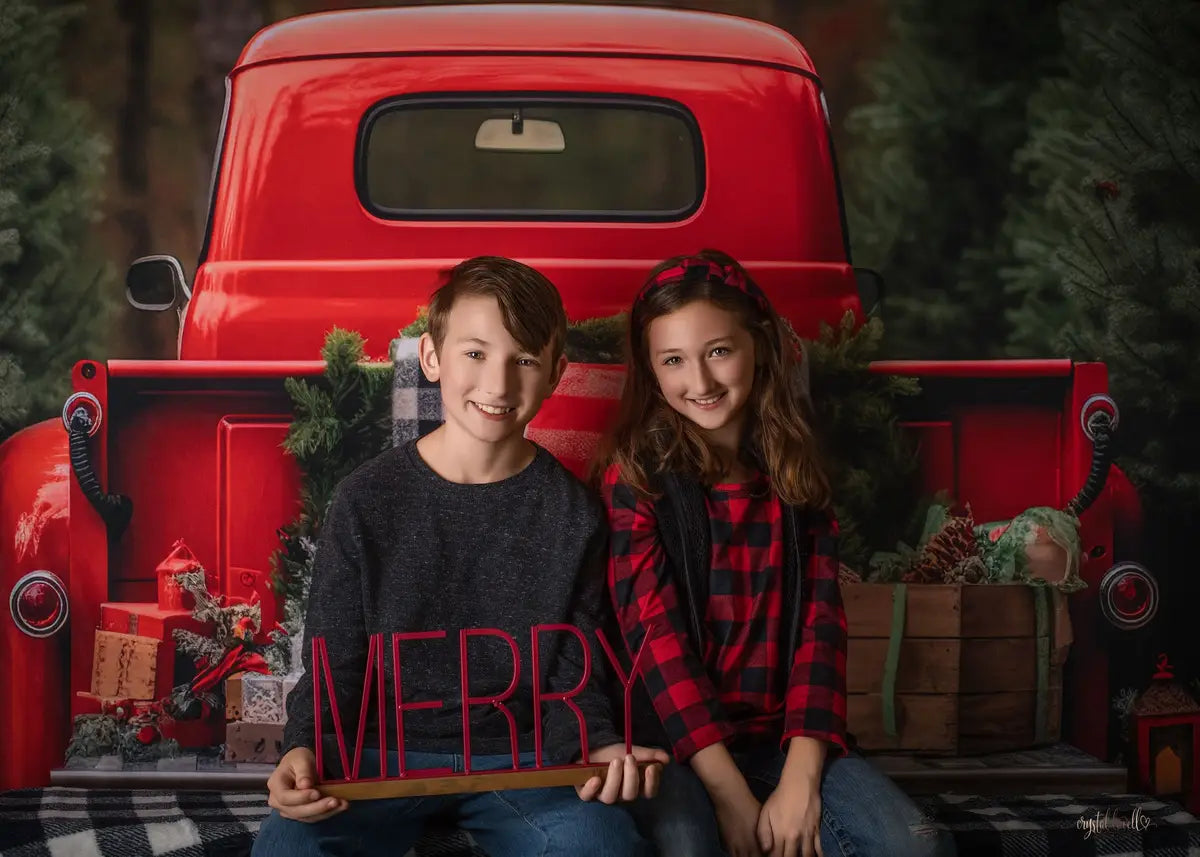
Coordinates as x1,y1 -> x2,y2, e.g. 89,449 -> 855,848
854,267 -> 885,317
126,255 -> 187,311
475,114 -> 565,153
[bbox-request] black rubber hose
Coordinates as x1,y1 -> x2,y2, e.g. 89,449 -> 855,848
68,412 -> 133,539
1065,413 -> 1115,517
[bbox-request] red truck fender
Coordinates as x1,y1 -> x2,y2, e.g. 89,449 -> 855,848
0,418 -> 72,788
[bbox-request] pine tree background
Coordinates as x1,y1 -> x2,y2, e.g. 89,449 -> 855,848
0,0 -> 112,441
1048,0 -> 1200,679
806,312 -> 924,572
842,0 -> 1067,360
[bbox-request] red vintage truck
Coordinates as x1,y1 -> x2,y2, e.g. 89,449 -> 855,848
0,3 -> 1154,790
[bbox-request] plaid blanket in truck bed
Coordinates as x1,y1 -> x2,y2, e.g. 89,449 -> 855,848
2,789 -> 1199,857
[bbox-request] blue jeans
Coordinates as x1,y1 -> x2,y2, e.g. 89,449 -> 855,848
627,747 -> 956,857
252,750 -> 651,857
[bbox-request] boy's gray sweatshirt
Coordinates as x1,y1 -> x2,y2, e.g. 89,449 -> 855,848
282,440 -> 621,772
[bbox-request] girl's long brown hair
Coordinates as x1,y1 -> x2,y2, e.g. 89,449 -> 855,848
594,250 -> 832,509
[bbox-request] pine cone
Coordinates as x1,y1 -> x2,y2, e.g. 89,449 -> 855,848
944,556 -> 989,584
838,564 -> 863,585
904,509 -> 983,583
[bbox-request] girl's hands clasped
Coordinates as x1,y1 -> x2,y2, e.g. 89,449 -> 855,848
713,785 -> 767,857
758,773 -> 824,857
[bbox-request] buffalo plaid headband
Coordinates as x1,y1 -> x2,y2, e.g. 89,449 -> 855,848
635,259 -> 773,313
636,258 -> 808,367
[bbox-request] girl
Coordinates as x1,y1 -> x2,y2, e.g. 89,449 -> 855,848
597,252 -> 955,857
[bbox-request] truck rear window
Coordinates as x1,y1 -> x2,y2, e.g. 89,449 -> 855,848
358,96 -> 703,221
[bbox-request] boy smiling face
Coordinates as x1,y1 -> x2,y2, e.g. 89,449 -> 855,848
420,293 -> 567,450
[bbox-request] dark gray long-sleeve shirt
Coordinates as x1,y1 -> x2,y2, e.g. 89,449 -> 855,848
282,440 -> 621,772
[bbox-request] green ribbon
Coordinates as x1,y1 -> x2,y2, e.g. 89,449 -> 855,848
1033,584 -> 1051,744
882,583 -> 907,738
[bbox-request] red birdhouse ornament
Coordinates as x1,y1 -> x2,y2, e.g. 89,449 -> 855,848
1129,654 -> 1200,813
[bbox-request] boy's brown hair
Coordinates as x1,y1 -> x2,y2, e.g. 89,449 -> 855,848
427,256 -> 567,360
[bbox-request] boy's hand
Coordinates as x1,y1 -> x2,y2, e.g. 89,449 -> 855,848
758,774 -> 823,857
266,747 -> 348,823
714,786 -> 765,857
575,744 -> 670,803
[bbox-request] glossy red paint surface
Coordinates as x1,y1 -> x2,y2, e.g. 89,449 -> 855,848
0,419 -> 71,788
236,5 -> 817,73
187,44 -> 854,360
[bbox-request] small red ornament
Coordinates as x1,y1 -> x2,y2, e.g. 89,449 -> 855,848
1095,180 -> 1120,200
156,539 -> 204,611
136,725 -> 157,744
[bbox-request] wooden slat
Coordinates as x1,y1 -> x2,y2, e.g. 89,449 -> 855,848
319,762 -> 654,801
847,693 -> 958,752
960,585 -> 1038,637
842,584 -> 963,638
847,638 -> 961,693
959,639 -> 1038,693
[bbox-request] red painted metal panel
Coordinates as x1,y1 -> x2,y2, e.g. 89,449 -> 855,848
955,407 -> 1062,525
235,5 -> 816,73
105,389 -> 295,595
67,362 -> 111,723
0,419 -> 71,788
870,360 -> 1074,379
216,417 -> 301,634
904,422 -> 957,500
186,51 -> 854,360
1062,362 -> 1115,759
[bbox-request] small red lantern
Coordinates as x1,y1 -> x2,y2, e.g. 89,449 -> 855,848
156,539 -> 204,611
1130,654 -> 1200,813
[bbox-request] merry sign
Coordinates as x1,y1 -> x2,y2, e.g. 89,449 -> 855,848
313,624 -> 651,800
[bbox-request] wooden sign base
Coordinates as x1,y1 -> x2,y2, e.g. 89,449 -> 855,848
320,761 -> 655,801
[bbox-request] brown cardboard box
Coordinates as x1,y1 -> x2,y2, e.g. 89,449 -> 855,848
90,630 -> 159,700
224,721 -> 285,764
226,673 -> 244,722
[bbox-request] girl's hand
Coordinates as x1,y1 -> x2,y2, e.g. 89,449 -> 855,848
714,786 -> 766,857
758,774 -> 823,857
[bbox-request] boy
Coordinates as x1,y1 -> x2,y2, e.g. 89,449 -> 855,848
253,257 -> 666,857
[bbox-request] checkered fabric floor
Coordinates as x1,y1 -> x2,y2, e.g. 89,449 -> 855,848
2,788 -> 1199,856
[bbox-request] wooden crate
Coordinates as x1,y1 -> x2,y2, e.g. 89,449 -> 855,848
842,583 -> 1072,755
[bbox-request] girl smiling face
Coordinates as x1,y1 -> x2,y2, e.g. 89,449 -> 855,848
646,298 -> 757,455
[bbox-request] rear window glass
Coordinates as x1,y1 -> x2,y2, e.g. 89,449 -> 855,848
359,97 -> 703,220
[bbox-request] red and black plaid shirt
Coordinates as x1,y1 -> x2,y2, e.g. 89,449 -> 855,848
602,464 -> 848,762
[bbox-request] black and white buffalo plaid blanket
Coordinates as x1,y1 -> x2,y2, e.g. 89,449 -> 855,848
391,337 -> 443,447
3,789 -> 1199,857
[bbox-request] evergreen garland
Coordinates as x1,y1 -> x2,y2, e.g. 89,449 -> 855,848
265,329 -> 393,673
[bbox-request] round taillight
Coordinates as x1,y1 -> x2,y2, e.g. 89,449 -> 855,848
61,391 -> 102,437
9,571 -> 69,638
1099,562 -> 1158,630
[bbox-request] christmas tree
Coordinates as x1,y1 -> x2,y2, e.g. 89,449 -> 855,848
266,329 -> 393,673
0,0 -> 112,440
806,312 -> 923,572
996,54 -> 1097,358
842,0 -> 1066,359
